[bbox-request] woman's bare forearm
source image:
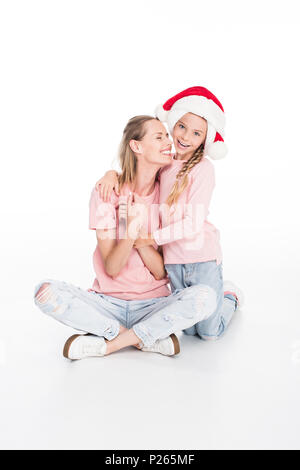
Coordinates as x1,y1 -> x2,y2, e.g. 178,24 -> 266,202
104,237 -> 135,278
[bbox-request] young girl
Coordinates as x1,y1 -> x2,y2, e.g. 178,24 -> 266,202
96,86 -> 244,341
34,115 -> 218,360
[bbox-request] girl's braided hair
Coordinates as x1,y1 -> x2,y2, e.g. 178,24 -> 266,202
165,143 -> 205,206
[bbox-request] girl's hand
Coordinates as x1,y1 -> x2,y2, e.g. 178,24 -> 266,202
134,234 -> 155,249
95,170 -> 119,202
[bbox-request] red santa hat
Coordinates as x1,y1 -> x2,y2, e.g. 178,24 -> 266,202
155,86 -> 227,160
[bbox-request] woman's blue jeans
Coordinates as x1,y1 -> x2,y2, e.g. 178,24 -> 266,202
34,278 -> 218,347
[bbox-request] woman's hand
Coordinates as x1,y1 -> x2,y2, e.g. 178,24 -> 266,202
95,170 -> 119,202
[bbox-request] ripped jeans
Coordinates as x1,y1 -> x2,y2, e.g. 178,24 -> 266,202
165,261 -> 237,340
34,279 -> 217,347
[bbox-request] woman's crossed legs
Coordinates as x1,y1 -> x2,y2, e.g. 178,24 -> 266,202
34,279 -> 217,358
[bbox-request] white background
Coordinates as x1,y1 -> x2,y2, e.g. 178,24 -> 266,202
1,0 -> 300,450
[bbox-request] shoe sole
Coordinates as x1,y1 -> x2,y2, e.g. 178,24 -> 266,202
63,334 -> 82,360
63,333 -> 94,360
170,333 -> 180,355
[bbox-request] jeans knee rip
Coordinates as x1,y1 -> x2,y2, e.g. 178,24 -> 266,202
35,283 -> 66,315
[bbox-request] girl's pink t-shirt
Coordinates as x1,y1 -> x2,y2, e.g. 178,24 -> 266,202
153,157 -> 222,265
89,182 -> 170,300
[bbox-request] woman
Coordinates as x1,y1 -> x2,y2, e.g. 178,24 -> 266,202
34,115 -> 217,360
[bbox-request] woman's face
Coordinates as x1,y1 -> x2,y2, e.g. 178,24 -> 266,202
132,119 -> 173,168
172,113 -> 207,160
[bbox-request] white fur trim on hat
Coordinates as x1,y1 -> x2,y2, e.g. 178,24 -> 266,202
165,95 -> 225,137
154,104 -> 169,122
174,96 -> 225,134
167,108 -> 188,135
205,122 -> 216,147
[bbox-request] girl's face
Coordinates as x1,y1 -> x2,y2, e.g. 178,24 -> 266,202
132,119 -> 173,167
172,113 -> 207,160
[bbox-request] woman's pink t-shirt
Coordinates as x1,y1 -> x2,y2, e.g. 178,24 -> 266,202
153,157 -> 222,265
89,182 -> 170,300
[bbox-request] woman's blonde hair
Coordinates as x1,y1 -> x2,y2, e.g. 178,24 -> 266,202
165,143 -> 205,206
118,115 -> 159,191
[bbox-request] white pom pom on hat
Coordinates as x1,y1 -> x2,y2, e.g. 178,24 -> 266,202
155,86 -> 227,160
206,140 -> 228,160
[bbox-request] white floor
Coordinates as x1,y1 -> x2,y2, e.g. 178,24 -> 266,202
1,228 -> 300,450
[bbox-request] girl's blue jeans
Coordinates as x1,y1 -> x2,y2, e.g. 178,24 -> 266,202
165,261 -> 237,339
34,278 -> 218,347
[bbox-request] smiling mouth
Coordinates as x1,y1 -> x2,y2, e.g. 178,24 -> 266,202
177,139 -> 190,148
161,149 -> 172,156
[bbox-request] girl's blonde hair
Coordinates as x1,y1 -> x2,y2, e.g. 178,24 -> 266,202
165,143 -> 205,206
118,115 -> 159,191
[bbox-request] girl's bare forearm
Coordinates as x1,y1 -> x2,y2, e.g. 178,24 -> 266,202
136,245 -> 166,280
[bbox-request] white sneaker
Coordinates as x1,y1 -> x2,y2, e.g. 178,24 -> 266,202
223,280 -> 245,308
63,334 -> 107,360
141,334 -> 180,356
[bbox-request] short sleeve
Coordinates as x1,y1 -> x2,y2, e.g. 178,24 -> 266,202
89,188 -> 116,230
